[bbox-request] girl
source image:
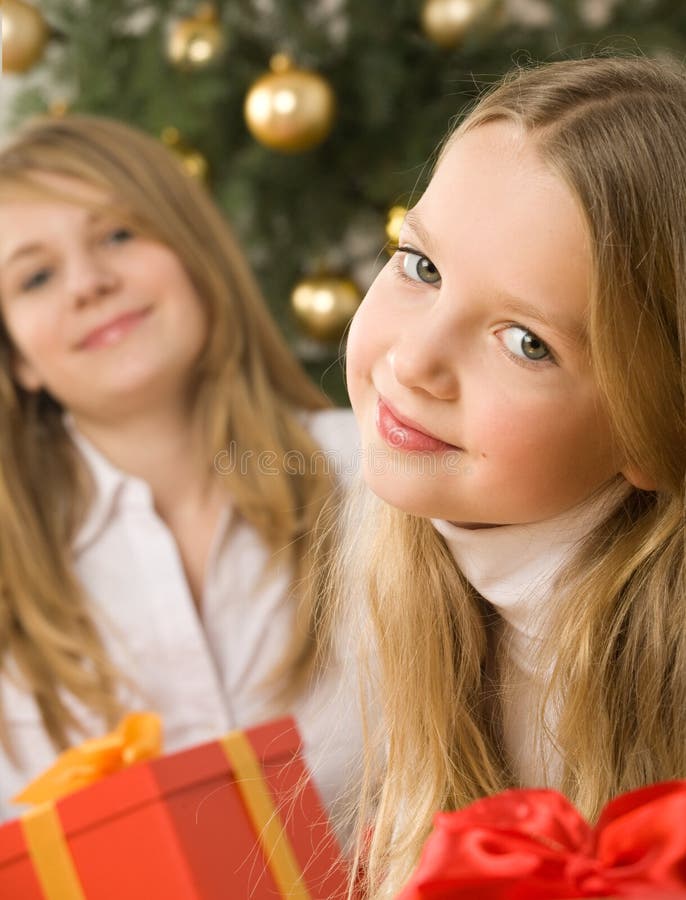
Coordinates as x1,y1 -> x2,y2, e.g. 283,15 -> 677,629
0,115 -> 363,827
337,55 -> 686,897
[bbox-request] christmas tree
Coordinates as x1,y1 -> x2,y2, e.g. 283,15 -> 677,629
4,0 -> 686,402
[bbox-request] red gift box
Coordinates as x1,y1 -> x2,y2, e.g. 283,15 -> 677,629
0,716 -> 350,899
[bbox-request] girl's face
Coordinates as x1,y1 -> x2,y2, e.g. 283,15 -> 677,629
347,121 -> 636,526
0,173 -> 208,423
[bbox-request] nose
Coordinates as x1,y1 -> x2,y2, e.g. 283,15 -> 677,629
387,316 -> 459,400
66,251 -> 119,307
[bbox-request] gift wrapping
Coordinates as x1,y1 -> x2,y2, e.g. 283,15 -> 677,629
396,781 -> 686,899
0,716 -> 349,899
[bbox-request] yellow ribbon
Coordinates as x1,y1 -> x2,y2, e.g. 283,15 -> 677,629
220,731 -> 312,900
21,803 -> 87,900
13,712 -> 162,806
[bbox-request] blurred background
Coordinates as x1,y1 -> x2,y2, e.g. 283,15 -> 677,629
3,0 -> 686,403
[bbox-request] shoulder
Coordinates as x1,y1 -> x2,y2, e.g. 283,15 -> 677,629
298,407 -> 361,484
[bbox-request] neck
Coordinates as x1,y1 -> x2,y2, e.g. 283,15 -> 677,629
433,478 -> 634,788
70,403 -> 213,519
433,478 -> 633,631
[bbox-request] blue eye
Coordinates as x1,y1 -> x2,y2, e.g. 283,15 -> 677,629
400,249 -> 441,285
22,268 -> 52,292
501,325 -> 551,362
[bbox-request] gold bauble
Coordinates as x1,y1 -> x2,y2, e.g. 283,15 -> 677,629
291,275 -> 361,343
244,54 -> 336,153
166,3 -> 225,70
48,100 -> 70,118
2,0 -> 49,73
385,205 -> 408,251
420,0 -> 496,49
161,127 -> 209,182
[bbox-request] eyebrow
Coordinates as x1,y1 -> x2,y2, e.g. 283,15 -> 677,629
1,242 -> 45,269
399,209 -> 438,259
1,209 -> 110,270
400,209 -> 588,350
498,294 -> 588,348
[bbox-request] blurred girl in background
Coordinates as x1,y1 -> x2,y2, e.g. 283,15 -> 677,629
0,115 -> 362,829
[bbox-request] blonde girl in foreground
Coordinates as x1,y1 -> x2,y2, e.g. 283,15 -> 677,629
335,56 -> 686,897
0,116 -> 362,825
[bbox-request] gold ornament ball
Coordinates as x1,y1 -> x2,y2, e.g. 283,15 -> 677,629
385,205 -> 408,251
48,100 -> 70,118
2,0 -> 49,74
291,275 -> 361,343
167,3 -> 225,70
178,149 -> 209,181
244,54 -> 336,153
420,0 -> 495,49
161,127 -> 209,182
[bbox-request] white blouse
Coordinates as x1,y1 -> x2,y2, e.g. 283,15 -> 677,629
432,479 -> 632,786
0,409 -> 364,834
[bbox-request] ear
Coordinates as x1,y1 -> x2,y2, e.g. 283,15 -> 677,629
12,352 -> 44,393
621,463 -> 657,492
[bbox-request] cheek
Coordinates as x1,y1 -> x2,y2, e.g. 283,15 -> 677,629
463,370 -> 555,450
1,312 -> 59,392
472,405 -> 541,468
182,285 -> 207,334
345,294 -> 383,398
138,246 -> 196,300
473,388 -> 615,479
159,263 -> 207,336
344,318 -> 367,422
346,268 -> 396,373
344,308 -> 367,380
3,307 -> 55,362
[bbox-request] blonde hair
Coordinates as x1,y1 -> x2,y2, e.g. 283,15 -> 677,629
333,57 -> 686,897
0,115 -> 339,753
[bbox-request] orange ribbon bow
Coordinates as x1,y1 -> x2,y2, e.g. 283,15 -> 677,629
12,712 -> 162,806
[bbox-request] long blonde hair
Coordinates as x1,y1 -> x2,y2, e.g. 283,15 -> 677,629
0,115 -> 338,753
333,56 -> 686,897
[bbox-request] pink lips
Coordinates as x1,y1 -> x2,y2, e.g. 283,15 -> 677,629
78,308 -> 150,350
375,398 -> 458,452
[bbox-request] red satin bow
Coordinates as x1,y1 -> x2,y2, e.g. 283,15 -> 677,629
397,781 -> 686,899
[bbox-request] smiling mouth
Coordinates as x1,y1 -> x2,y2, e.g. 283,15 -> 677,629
78,308 -> 151,350
375,397 -> 461,453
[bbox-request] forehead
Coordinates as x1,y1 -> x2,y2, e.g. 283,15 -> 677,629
408,121 -> 591,323
401,122 -> 592,342
426,121 -> 583,226
0,170 -> 110,209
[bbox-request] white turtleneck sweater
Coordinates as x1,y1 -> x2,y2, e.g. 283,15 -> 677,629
431,479 -> 632,787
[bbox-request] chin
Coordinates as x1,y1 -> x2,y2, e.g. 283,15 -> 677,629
359,437 -> 470,517
362,470 -> 455,521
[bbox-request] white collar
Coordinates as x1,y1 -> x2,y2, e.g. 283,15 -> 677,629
431,479 -> 633,646
64,417 -> 155,555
